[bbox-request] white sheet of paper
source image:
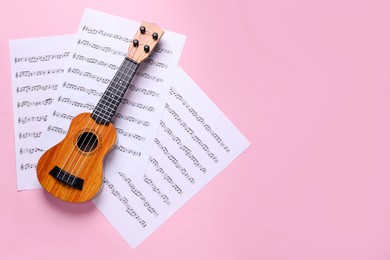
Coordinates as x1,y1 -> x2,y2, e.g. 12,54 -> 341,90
10,30 -> 250,249
39,9 -> 186,176
93,67 -> 251,248
10,35 -> 73,190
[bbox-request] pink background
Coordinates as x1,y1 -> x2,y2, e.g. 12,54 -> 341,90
1,0 -> 390,259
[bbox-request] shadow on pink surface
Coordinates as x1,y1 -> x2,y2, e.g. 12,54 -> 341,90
41,189 -> 96,214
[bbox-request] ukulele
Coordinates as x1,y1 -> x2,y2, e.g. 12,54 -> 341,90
37,22 -> 164,203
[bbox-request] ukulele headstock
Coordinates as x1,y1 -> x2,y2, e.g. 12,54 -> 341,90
128,22 -> 164,63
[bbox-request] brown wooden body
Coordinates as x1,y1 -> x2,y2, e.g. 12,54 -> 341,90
37,113 -> 116,203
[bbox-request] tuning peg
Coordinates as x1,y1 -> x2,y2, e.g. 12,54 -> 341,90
152,32 -> 158,40
140,26 -> 146,34
133,39 -> 139,47
144,45 -> 150,53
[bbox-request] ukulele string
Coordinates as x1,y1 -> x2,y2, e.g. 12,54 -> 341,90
66,32 -> 147,181
68,54 -> 140,185
63,59 -> 133,185
59,57 -> 131,184
68,46 -> 145,185
66,59 -> 136,184
68,30 -> 154,183
59,26 -> 154,188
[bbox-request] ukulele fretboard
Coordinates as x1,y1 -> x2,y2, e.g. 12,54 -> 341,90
91,57 -> 139,125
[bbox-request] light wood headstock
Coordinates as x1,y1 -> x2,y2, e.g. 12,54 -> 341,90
127,22 -> 164,63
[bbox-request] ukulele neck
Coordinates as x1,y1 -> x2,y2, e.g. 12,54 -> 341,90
91,57 -> 139,125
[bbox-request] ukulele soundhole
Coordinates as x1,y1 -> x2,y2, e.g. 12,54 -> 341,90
77,132 -> 98,152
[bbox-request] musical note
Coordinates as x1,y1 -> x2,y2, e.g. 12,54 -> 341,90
169,87 -> 230,152
20,163 -> 37,170
68,68 -> 110,84
160,119 -> 218,163
37,11 -> 186,184
154,138 -> 195,184
58,96 -> 95,110
19,147 -> 44,155
115,113 -> 150,126
118,172 -> 159,216
115,127 -> 146,141
128,85 -> 160,97
114,145 -> 141,156
10,35 -> 73,190
68,67 -> 110,84
52,110 -> 74,120
82,25 -> 131,43
136,72 -> 164,83
47,125 -> 67,135
148,157 -> 183,195
18,132 -> 42,139
95,67 -> 249,248
144,58 -> 168,69
17,98 -> 53,108
143,175 -> 171,205
10,10 -> 251,251
15,69 -> 64,78
120,99 -> 155,112
154,46 -> 173,55
73,53 -> 119,70
103,178 -> 147,228
16,84 -> 58,93
77,39 -> 127,56
62,82 -> 103,96
18,115 -> 48,124
10,10 -> 252,250
14,52 -> 70,63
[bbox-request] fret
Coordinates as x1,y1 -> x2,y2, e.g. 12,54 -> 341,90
106,84 -> 124,97
117,70 -> 132,80
112,75 -> 127,86
94,99 -> 120,116
93,107 -> 114,123
99,99 -> 117,111
106,85 -> 123,97
111,80 -> 128,91
106,86 -> 124,100
103,95 -> 120,108
92,109 -> 111,122
104,90 -> 119,100
91,57 -> 139,124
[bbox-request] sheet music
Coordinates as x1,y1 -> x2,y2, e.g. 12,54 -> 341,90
39,9 -> 186,176
9,14 -> 250,248
10,35 -> 73,190
94,67 -> 251,248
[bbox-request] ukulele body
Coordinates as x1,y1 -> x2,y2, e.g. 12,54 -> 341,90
37,112 -> 116,203
36,21 -> 164,203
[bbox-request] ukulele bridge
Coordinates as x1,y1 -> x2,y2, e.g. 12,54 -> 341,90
49,166 -> 84,190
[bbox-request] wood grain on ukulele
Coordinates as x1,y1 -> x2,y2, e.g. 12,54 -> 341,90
37,22 -> 164,203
